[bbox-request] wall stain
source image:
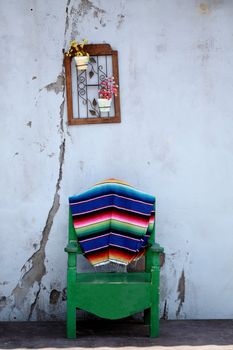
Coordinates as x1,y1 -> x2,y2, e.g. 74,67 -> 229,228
62,287 -> 67,301
198,1 -> 224,15
32,76 -> 37,80
197,37 -> 216,52
176,269 -> 185,317
117,14 -> 125,29
33,142 -> 46,153
196,37 -> 221,65
79,160 -> 84,171
156,43 -> 167,53
77,0 -> 105,17
199,3 -> 211,14
70,0 -> 106,37
152,140 -> 177,174
0,281 -> 9,285
50,289 -> 61,304
26,121 -> 32,128
160,252 -> 165,267
48,153 -> 55,158
0,296 -> 7,312
99,17 -> 106,27
93,9 -> 98,18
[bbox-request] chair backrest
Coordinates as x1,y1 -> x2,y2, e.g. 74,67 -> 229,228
68,209 -> 156,260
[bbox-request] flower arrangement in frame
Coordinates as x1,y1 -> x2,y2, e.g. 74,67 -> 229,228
64,43 -> 121,125
65,39 -> 89,71
98,76 -> 118,113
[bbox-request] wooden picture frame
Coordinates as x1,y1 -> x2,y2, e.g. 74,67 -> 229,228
64,44 -> 121,125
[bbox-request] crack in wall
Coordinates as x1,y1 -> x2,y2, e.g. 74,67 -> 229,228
28,284 -> 41,320
65,0 -> 71,33
176,269 -> 185,317
6,0 -> 71,320
162,299 -> 168,320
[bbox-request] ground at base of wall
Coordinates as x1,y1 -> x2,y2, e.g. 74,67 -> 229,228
0,320 -> 233,349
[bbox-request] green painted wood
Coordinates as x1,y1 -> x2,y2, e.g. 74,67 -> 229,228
76,282 -> 151,319
150,263 -> 160,337
66,210 -> 79,338
66,251 -> 77,338
65,208 -> 164,338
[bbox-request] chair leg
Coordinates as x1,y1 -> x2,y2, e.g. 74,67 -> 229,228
67,306 -> 76,339
150,304 -> 159,337
150,269 -> 160,337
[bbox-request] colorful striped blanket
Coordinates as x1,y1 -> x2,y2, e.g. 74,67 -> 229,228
69,179 -> 155,266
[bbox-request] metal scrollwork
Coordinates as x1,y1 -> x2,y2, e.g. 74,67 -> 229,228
76,55 -> 111,119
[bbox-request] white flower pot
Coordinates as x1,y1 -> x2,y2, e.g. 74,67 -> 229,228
98,98 -> 112,113
74,56 -> 89,71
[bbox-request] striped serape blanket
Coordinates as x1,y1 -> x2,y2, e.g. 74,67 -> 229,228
69,179 -> 155,266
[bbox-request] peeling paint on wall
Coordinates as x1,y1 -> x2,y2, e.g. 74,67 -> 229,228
43,74 -> 65,95
10,133 -> 65,318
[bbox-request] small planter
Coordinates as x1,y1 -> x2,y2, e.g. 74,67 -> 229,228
98,98 -> 112,113
74,56 -> 89,71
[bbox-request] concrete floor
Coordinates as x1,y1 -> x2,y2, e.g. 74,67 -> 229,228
0,320 -> 233,350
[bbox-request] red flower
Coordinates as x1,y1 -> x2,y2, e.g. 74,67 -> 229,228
99,76 -> 118,100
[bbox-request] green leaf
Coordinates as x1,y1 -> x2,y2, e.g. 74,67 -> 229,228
92,98 -> 97,107
89,57 -> 96,63
89,70 -> 94,79
89,109 -> 96,116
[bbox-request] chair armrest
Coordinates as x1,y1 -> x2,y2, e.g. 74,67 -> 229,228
64,241 -> 78,253
148,243 -> 164,253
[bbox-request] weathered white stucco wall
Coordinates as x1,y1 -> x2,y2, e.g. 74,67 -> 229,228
1,0 -> 233,321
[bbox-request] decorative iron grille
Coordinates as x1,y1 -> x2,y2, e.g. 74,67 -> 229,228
64,44 -> 121,125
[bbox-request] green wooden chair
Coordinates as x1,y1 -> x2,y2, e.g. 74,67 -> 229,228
65,210 -> 164,338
